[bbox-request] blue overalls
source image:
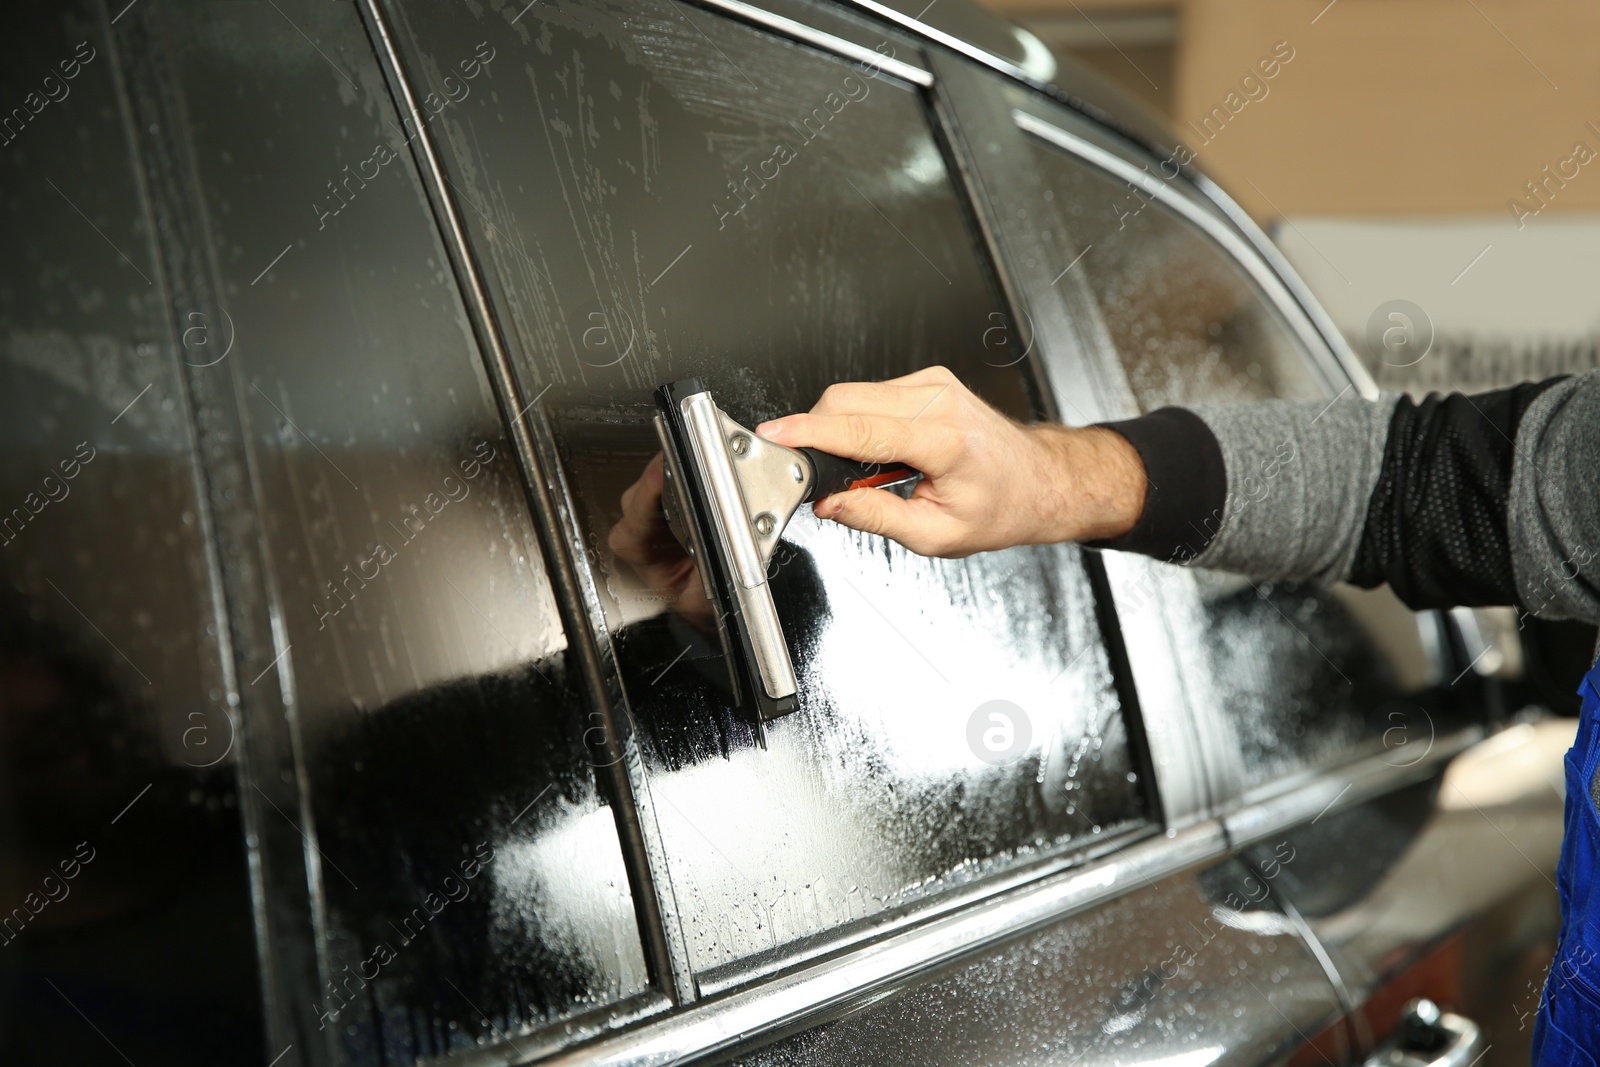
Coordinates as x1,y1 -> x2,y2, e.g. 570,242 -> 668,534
1534,660 -> 1600,1064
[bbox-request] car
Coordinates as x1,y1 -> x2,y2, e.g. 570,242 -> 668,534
0,0 -> 1574,1065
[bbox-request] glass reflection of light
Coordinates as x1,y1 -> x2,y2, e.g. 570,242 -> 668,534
491,804 -> 650,997
803,526 -> 1103,781
1211,904 -> 1297,937
899,135 -> 948,188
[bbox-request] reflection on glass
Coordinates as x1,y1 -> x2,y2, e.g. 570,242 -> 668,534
608,453 -> 717,637
0,6 -> 262,1064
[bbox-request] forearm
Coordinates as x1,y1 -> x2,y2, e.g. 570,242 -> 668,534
757,366 -> 1599,628
1095,371 -> 1600,626
1093,391 -> 1396,580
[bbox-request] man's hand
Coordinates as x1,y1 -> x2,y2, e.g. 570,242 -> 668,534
755,366 -> 1148,558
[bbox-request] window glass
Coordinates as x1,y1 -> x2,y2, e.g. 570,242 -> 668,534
0,6 -> 263,1064
387,0 -> 1151,977
1017,137 -> 1326,409
1020,120 -> 1436,790
153,2 -> 650,1059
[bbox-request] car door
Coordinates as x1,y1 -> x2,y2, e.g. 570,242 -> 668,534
368,2 -> 1365,1063
35,1 -> 1385,1064
0,7 -> 264,1064
974,69 -> 1566,1065
113,4 -> 668,1064
373,0 -> 1154,997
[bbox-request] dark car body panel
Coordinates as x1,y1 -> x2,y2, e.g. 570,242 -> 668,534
0,2 -> 1563,1066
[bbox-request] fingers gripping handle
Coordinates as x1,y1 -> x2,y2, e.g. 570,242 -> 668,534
799,448 -> 918,503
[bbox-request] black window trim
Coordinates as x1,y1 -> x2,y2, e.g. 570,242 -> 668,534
693,0 -> 935,86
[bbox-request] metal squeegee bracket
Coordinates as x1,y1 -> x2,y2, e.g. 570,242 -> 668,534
654,379 -> 809,721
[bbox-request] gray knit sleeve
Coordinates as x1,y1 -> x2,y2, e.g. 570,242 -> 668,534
1185,390 -> 1399,584
1509,372 -> 1600,624
1099,374 -> 1598,626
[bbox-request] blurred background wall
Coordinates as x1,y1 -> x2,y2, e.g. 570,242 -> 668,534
982,0 -> 1600,393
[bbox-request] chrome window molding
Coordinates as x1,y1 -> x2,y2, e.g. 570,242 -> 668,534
513,822 -> 1230,1067
1189,172 -> 1381,401
693,822 -> 1152,997
835,0 -> 1037,89
1222,726 -> 1482,851
690,0 -> 934,86
1012,108 -> 1352,402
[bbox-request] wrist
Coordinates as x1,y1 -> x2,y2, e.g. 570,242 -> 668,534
1033,424 -> 1147,544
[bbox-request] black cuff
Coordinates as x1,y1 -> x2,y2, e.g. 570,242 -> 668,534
1089,407 -> 1227,564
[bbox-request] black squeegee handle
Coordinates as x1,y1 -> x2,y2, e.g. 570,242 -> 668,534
799,448 -> 919,503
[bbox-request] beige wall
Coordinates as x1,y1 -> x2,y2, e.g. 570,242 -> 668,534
991,0 -> 1600,223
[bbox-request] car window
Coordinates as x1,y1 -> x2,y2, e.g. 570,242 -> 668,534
151,3 -> 652,1058
0,9 -> 265,1064
1015,108 -> 1438,791
385,0 -> 1152,979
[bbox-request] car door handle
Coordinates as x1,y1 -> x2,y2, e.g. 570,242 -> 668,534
1361,999 -> 1482,1067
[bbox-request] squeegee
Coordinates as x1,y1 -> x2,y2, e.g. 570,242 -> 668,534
653,378 -> 919,722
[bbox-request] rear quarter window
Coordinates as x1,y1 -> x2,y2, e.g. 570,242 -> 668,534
1014,102 -> 1440,791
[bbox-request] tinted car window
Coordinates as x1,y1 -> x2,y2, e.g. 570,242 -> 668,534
151,2 -> 650,1059
0,6 -> 263,1064
1018,114 -> 1436,790
1039,176 -> 1324,409
385,0 -> 1150,978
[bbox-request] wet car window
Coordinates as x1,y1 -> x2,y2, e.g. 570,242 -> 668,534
1030,171 -> 1325,410
0,7 -> 265,1065
384,1 -> 1151,977
148,2 -> 651,1059
1019,121 -> 1438,791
